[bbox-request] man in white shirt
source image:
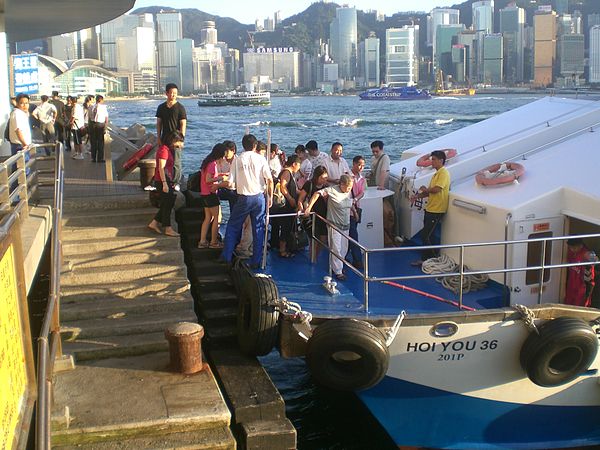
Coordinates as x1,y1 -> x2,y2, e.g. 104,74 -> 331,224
306,140 -> 328,171
9,93 -> 32,155
32,95 -> 57,150
70,96 -> 86,160
223,134 -> 274,268
368,140 -> 391,189
324,142 -> 350,186
90,94 -> 109,162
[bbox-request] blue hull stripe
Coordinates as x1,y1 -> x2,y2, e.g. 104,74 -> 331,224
357,376 -> 600,449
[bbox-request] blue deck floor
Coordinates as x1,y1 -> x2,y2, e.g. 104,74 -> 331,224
258,245 -> 507,319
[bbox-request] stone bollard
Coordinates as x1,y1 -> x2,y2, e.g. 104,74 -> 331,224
138,159 -> 156,189
164,322 -> 204,375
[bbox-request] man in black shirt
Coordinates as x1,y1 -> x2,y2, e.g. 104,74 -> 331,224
49,91 -> 66,147
155,83 -> 187,186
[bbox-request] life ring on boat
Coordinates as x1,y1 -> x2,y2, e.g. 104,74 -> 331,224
306,318 -> 389,391
475,162 -> 524,186
520,317 -> 598,387
416,148 -> 457,167
237,274 -> 280,356
122,143 -> 154,171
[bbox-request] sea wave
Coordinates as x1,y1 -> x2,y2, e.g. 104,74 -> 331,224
244,120 -> 309,128
336,117 -> 362,127
434,118 -> 454,125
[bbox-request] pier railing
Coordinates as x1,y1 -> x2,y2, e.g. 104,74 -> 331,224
265,211 -> 600,312
35,142 -> 65,450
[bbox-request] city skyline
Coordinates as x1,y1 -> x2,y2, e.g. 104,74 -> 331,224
131,0 -> 450,24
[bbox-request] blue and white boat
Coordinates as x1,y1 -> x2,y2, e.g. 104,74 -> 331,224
358,85 -> 432,101
234,96 -> 600,449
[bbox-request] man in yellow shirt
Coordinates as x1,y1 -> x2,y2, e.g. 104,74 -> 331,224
410,150 -> 450,265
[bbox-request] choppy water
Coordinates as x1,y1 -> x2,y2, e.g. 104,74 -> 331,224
110,93 -> 544,449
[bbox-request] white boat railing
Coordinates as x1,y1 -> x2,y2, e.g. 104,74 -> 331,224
265,212 -> 600,312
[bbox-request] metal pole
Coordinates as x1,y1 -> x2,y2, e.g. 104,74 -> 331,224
261,203 -> 269,270
364,249 -> 369,311
503,213 -> 512,306
459,245 -> 465,309
310,212 -> 316,264
538,238 -> 547,304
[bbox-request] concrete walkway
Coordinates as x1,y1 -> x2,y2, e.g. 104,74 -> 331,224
49,164 -> 235,448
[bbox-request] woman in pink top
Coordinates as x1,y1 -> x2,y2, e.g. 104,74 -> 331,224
198,143 -> 229,249
147,131 -> 184,237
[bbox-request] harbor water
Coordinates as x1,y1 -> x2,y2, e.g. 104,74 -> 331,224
109,93 -> 547,449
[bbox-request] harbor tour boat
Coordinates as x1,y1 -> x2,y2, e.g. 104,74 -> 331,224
358,85 -> 432,101
197,90 -> 271,107
230,96 -> 600,449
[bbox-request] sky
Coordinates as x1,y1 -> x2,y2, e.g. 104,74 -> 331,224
132,0 -> 452,24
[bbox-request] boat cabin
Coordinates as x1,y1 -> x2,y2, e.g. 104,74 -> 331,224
391,96 -> 600,306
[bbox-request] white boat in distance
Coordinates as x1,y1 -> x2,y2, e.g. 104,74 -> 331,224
197,91 -> 271,107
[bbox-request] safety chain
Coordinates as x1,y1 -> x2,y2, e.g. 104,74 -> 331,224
385,311 -> 406,347
269,296 -> 313,325
513,304 -> 539,335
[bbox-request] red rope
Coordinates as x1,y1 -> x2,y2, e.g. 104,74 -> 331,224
382,280 -> 477,311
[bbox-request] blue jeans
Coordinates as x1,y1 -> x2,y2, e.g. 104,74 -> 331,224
223,193 -> 266,266
347,216 -> 361,263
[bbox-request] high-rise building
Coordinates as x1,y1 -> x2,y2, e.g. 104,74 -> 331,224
456,30 -> 479,82
559,34 -> 584,81
589,14 -> 600,30
100,14 -> 146,71
274,11 -> 282,27
48,33 -> 79,61
555,0 -> 569,15
115,26 -> 155,72
200,21 -> 217,45
483,34 -> 503,84
500,3 -> 526,83
264,17 -> 275,32
427,8 -> 460,48
386,26 -> 419,86
358,32 -> 380,87
533,9 -> 557,86
435,24 -> 465,76
243,48 -> 301,91
472,1 -> 494,34
156,11 -> 183,86
590,25 -> 600,83
329,6 -> 357,82
176,39 -> 194,93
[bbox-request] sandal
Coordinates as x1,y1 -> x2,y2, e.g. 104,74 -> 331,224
209,242 -> 224,249
197,241 -> 209,248
164,230 -> 180,237
147,224 -> 162,235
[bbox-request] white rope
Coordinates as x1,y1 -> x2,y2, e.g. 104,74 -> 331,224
421,254 -> 489,294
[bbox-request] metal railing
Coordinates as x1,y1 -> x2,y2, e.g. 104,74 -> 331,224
264,211 -> 600,313
35,142 -> 64,450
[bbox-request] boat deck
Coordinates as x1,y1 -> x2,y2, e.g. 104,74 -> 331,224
260,245 -> 506,319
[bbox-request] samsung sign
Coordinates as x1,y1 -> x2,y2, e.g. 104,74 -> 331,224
247,47 -> 295,54
12,54 -> 39,95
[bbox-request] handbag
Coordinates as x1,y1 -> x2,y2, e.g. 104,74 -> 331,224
351,188 -> 362,224
287,219 -> 309,253
273,180 -> 286,208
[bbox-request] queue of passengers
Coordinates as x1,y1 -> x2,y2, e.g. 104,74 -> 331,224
185,135 -> 391,280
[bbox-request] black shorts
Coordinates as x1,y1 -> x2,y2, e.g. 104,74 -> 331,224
201,193 -> 220,208
71,129 -> 82,145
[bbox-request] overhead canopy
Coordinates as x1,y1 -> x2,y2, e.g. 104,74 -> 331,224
5,0 -> 136,42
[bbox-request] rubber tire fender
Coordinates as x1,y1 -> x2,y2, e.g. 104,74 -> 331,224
237,275 -> 280,356
520,317 -> 598,387
306,318 -> 389,391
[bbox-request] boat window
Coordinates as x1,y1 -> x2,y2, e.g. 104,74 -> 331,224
525,231 -> 552,285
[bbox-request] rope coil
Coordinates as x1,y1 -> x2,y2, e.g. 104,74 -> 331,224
421,254 -> 489,294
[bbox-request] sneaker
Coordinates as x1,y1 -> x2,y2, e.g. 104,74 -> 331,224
75,154 -> 84,160
174,184 -> 181,192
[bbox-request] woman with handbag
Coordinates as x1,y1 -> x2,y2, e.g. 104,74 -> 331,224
271,155 -> 301,257
147,131 -> 184,237
198,143 -> 229,249
348,155 -> 366,269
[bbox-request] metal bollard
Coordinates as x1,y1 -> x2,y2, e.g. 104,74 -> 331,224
164,322 -> 204,375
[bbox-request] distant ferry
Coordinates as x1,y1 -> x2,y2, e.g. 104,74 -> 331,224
197,91 -> 271,107
358,86 -> 432,101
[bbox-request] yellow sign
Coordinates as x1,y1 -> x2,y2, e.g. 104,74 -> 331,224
0,244 -> 27,450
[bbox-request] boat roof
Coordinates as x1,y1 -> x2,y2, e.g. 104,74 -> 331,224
391,97 -> 600,220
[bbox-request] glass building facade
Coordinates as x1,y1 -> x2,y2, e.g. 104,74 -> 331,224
386,27 -> 418,86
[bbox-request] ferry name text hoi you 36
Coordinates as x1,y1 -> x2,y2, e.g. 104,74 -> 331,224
231,96 -> 600,449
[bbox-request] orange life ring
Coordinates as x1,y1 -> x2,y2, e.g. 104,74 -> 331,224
416,148 -> 457,167
476,162 -> 525,186
123,143 -> 154,171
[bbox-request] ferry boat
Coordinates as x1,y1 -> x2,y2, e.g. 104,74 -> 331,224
197,91 -> 271,107
358,85 -> 431,101
233,96 -> 600,449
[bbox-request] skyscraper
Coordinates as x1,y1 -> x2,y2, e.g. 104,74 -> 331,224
500,3 -> 526,83
386,26 -> 419,86
483,34 -> 503,84
590,25 -> 600,83
100,14 -> 145,71
533,9 -> 557,87
359,32 -> 380,87
329,6 -> 357,83
428,8 -> 460,48
472,0 -> 494,34
559,34 -> 584,83
200,21 -> 217,45
555,0 -> 569,15
435,24 -> 465,76
156,11 -> 183,86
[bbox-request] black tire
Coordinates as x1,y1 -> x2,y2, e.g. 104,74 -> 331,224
230,259 -> 249,296
237,275 -> 280,356
306,318 -> 389,391
520,317 -> 598,387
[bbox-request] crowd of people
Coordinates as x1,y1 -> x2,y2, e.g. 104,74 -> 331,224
7,90 -> 110,161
